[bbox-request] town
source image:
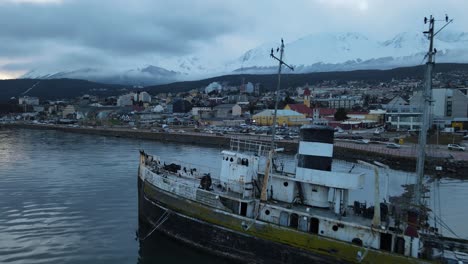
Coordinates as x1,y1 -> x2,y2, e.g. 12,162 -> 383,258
2,69 -> 467,144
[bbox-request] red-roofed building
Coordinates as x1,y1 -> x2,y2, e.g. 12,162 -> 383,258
312,108 -> 336,118
284,104 -> 313,117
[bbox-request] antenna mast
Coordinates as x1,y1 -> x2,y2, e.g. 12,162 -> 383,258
414,15 -> 453,208
270,39 -> 294,149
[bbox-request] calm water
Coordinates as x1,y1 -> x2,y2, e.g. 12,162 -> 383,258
0,128 -> 466,263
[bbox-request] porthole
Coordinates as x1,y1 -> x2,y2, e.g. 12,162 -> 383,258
332,225 -> 338,232
352,238 -> 363,246
265,210 -> 270,215
283,182 -> 289,187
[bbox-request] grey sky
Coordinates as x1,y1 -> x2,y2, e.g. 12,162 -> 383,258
0,0 -> 467,78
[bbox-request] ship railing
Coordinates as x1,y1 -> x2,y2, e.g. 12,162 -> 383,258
229,136 -> 276,156
159,159 -> 219,179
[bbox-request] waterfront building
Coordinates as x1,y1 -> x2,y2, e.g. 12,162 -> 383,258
214,104 -> 242,118
252,109 -> 308,126
386,88 -> 468,130
62,105 -> 76,119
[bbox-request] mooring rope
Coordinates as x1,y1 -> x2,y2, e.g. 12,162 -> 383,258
139,209 -> 171,241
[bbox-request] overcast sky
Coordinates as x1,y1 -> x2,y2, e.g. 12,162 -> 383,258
0,0 -> 467,79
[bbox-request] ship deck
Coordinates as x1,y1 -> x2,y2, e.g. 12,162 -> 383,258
146,164 -> 381,231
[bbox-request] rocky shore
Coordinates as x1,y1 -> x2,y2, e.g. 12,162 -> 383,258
2,123 -> 467,179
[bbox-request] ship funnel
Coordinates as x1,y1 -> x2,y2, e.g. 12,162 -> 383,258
296,125 -> 334,208
297,125 -> 334,171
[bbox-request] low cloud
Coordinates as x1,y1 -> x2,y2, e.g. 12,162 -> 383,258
0,0 -> 467,78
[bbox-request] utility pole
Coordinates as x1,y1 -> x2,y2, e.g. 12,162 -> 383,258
270,38 -> 294,149
414,15 -> 453,210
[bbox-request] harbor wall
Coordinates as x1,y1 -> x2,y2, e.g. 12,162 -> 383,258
2,123 -> 466,178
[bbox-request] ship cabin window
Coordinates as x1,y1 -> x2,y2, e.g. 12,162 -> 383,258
230,157 -> 234,162
283,182 -> 289,187
310,217 -> 319,234
240,158 -> 249,166
264,209 -> 270,215
289,213 -> 299,228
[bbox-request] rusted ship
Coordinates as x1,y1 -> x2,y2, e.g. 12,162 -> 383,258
137,124 -> 467,263
137,17 -> 467,263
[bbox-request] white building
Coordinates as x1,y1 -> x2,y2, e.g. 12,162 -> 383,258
214,104 -> 242,118
429,88 -> 467,119
205,82 -> 222,94
386,88 -> 468,130
117,93 -> 135,106
152,105 -> 165,113
19,96 -> 39,106
62,105 -> 76,118
192,107 -> 211,116
245,82 -> 254,93
136,91 -> 152,103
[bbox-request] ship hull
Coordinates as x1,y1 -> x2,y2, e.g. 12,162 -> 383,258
138,177 -> 340,264
138,177 -> 422,264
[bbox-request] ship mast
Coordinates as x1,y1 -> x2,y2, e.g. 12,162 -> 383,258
414,15 -> 453,209
269,38 -> 294,149
260,39 -> 294,202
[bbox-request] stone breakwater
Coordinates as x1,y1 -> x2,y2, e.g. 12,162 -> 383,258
2,123 -> 467,178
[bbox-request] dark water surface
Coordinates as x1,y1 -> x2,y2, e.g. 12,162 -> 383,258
0,129 -> 229,264
1,128 -> 467,263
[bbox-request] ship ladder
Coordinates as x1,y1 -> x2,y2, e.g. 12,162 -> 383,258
139,209 -> 171,241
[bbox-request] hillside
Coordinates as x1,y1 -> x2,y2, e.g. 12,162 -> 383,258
0,79 -> 125,102
2,63 -> 467,102
145,63 -> 468,94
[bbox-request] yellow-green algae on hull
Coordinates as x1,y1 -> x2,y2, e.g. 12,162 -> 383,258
144,182 -> 427,264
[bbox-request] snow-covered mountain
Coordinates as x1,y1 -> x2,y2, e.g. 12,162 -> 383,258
21,31 -> 468,84
228,31 -> 468,74
21,65 -> 184,86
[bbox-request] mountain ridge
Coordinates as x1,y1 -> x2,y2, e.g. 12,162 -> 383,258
3,63 -> 468,102
17,30 -> 468,85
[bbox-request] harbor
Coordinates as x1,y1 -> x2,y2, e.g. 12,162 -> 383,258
3,122 -> 467,179
1,128 -> 467,263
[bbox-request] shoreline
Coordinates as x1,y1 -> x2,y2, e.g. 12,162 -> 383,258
2,123 -> 467,179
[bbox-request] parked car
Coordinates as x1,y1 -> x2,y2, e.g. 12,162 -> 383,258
448,144 -> 465,151
356,139 -> 370,144
386,143 -> 401,149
